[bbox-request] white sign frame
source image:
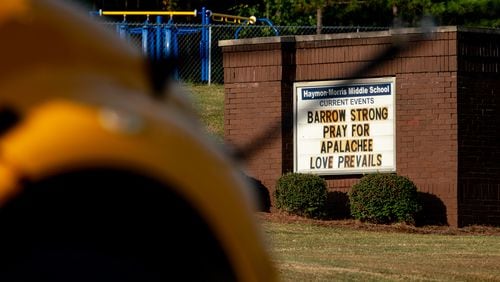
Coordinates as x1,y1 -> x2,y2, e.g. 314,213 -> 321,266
293,77 -> 396,175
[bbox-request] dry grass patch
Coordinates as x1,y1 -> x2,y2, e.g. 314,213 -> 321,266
260,217 -> 500,281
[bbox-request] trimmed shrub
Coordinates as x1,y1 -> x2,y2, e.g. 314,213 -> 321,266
274,173 -> 327,218
349,173 -> 421,224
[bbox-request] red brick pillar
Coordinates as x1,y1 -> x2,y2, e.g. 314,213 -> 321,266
221,38 -> 295,200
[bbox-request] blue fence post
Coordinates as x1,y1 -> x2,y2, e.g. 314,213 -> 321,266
155,16 -> 163,60
164,18 -> 179,80
142,17 -> 150,57
117,18 -> 128,41
172,28 -> 179,80
164,18 -> 173,58
199,7 -> 210,82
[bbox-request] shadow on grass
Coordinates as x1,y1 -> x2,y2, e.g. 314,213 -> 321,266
243,175 -> 271,212
326,191 -> 351,220
415,192 -> 448,226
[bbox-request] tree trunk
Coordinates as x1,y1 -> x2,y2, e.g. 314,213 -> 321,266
316,7 -> 323,34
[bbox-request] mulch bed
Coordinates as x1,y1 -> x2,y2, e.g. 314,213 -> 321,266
256,211 -> 500,236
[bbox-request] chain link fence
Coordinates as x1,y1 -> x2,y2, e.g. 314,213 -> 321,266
210,25 -> 388,84
100,22 -> 388,84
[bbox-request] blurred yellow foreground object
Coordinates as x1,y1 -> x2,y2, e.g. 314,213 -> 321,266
0,0 -> 276,281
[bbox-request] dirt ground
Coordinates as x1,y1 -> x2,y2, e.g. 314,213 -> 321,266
256,211 -> 500,236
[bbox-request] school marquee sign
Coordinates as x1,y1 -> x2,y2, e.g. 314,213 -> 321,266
293,77 -> 396,175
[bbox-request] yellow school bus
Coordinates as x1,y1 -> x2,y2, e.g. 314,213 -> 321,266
0,1 -> 276,281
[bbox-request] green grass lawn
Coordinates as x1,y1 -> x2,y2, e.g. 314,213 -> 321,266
262,220 -> 500,281
186,83 -> 225,141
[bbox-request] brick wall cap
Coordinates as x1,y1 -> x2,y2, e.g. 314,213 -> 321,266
219,26 -> 462,47
457,26 -> 500,35
219,35 -> 295,47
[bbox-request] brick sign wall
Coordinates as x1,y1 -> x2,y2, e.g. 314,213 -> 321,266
221,27 -> 500,227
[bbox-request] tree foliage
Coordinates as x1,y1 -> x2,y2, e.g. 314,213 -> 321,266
78,0 -> 500,27
231,0 -> 500,28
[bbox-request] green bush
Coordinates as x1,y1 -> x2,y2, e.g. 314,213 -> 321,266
349,173 -> 421,224
274,173 -> 327,218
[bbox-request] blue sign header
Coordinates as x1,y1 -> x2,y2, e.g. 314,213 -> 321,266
301,83 -> 392,100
